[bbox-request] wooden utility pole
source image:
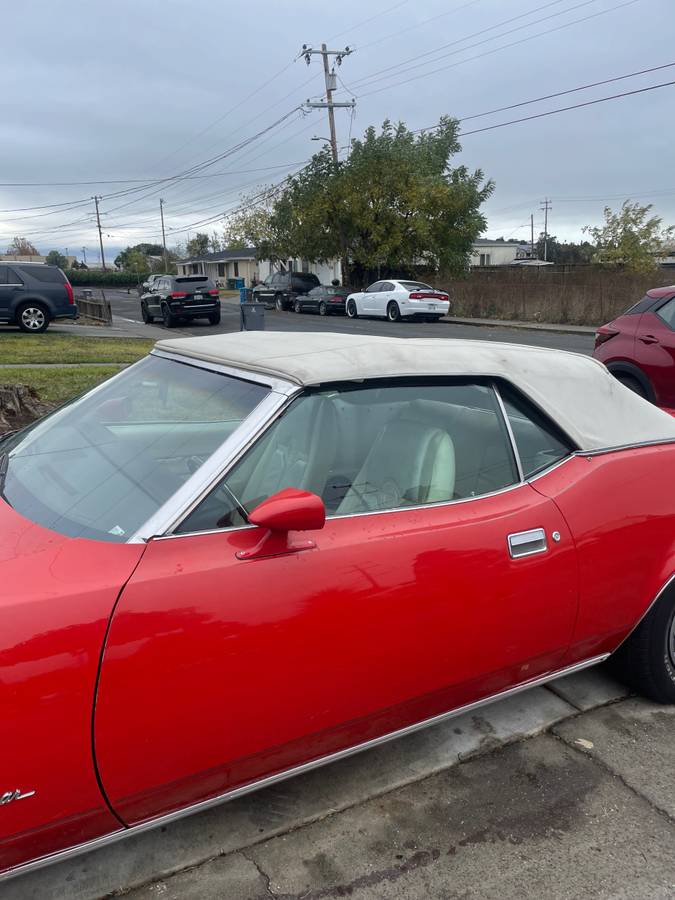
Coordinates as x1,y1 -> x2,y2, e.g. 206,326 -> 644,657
540,198 -> 552,261
530,213 -> 535,257
160,198 -> 168,270
301,43 -> 355,281
92,195 -> 106,271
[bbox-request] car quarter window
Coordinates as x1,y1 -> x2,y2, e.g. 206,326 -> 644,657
656,297 -> 675,329
365,282 -> 381,292
498,384 -> 574,478
380,281 -> 395,291
175,380 -> 520,534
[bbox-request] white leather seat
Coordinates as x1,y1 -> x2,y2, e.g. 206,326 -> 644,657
336,418 -> 455,515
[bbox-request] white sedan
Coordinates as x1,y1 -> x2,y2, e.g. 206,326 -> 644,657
345,279 -> 450,322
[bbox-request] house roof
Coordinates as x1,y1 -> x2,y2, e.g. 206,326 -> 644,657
473,239 -> 528,249
153,332 -> 675,452
179,247 -> 257,264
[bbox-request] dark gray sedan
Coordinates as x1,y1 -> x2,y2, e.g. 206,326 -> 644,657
293,285 -> 352,316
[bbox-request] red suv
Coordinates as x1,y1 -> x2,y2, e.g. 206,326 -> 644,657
594,285 -> 675,406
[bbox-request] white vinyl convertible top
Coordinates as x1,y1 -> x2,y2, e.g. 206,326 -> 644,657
155,331 -> 675,452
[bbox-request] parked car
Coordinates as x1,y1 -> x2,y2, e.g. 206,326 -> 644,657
3,331 -> 675,880
140,274 -> 220,328
0,262 -> 76,333
292,284 -> 352,315
346,279 -> 450,322
252,271 -> 321,310
137,273 -> 163,297
594,285 -> 675,405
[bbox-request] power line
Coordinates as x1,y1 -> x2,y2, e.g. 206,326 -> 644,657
350,0 -> 577,89
355,0 -> 640,100
456,78 -> 675,137
411,61 -> 675,133
327,0 -> 410,41
355,0 -> 484,52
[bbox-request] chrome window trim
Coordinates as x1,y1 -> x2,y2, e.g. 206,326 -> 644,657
492,382 -> 525,482
150,349 -> 298,396
577,437 -> 675,457
1,652 -> 609,883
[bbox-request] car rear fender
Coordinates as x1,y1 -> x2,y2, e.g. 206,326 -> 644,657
529,446 -> 675,662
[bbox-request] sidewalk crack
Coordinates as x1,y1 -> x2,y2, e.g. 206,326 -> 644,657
242,849 -> 277,899
552,731 -> 675,828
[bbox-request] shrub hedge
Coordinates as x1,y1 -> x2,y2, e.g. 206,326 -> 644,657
65,269 -> 143,287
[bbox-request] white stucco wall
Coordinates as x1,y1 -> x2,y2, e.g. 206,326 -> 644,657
470,244 -> 523,266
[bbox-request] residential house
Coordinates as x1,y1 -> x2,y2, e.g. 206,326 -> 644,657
177,248 -> 342,286
470,239 -> 533,267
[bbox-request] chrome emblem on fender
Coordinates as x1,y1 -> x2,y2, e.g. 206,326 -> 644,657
0,788 -> 35,805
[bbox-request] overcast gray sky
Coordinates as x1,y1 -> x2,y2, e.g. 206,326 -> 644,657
1,0 -> 673,263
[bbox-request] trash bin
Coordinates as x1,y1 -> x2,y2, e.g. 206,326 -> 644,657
227,278 -> 237,290
240,302 -> 265,331
234,277 -> 245,290
239,287 -> 253,304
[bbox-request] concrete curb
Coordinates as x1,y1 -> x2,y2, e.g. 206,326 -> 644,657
441,316 -> 597,335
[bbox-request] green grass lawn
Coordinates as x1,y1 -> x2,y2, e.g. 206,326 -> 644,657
0,366 -> 122,406
0,334 -> 153,365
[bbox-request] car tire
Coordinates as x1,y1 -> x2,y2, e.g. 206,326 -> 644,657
275,294 -> 285,312
608,587 -> 675,703
615,374 -> 648,399
387,301 -> 401,322
294,299 -> 302,314
17,302 -> 50,333
141,302 -> 154,324
208,309 -> 221,326
161,303 -> 178,329
346,299 -> 358,319
319,301 -> 327,316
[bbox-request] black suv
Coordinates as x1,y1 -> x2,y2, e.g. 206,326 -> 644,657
252,271 -> 321,311
0,262 -> 77,333
141,275 -> 221,328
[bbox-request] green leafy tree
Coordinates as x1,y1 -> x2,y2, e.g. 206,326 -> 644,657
6,236 -> 40,256
535,234 -> 595,264
583,201 -> 675,274
121,249 -> 149,273
186,233 -> 210,257
225,117 -> 493,281
114,243 -> 165,270
46,249 -> 68,268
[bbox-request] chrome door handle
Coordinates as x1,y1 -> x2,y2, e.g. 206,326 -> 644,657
508,528 -> 548,559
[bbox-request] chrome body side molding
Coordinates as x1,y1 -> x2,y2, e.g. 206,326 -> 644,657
2,653 -> 608,883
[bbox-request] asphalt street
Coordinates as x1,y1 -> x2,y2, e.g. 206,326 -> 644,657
105,290 -> 596,355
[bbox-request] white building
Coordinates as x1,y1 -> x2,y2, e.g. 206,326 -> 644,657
177,248 -> 342,286
470,239 -> 532,267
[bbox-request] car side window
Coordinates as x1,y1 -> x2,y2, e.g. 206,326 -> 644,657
499,384 -> 574,478
656,297 -> 675,329
0,265 -> 7,285
7,267 -> 23,285
380,282 -> 395,291
176,380 -> 520,534
365,282 -> 381,293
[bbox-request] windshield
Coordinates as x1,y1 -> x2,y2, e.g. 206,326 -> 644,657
0,355 -> 269,542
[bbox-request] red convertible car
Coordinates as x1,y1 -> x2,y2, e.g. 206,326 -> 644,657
3,332 -> 675,880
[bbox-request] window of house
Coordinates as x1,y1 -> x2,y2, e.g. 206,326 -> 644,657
175,380 -> 520,534
499,384 -> 574,478
233,261 -> 239,277
218,263 -> 226,277
479,253 -> 491,266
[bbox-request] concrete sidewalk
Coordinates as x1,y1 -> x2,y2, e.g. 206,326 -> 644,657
11,665 -> 675,900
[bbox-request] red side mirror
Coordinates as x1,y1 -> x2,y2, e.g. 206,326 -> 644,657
237,488 -> 325,561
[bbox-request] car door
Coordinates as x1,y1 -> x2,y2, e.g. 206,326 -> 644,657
94,378 -> 578,825
634,295 -> 675,406
378,280 -> 397,317
361,281 -> 382,314
0,265 -> 25,322
256,274 -> 275,306
146,277 -> 164,314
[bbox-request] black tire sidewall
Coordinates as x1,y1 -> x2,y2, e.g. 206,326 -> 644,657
275,294 -> 284,311
319,301 -> 327,316
347,299 -> 357,318
387,302 -> 400,322
162,304 -> 175,328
